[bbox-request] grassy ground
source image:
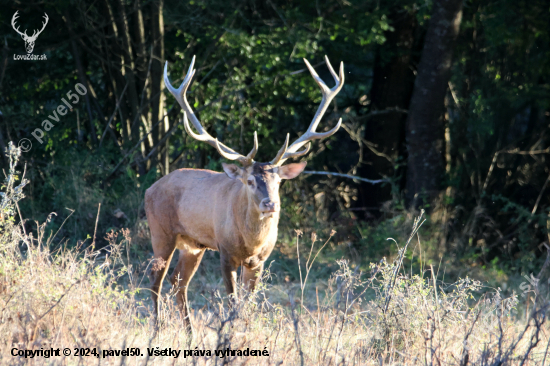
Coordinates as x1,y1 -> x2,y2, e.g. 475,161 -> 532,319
1,143 -> 550,365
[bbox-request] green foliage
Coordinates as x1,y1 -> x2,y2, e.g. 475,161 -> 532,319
1,0 -> 550,272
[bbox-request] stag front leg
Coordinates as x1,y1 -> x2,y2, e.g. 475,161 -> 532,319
171,247 -> 206,335
150,235 -> 176,322
220,250 -> 238,301
243,262 -> 264,292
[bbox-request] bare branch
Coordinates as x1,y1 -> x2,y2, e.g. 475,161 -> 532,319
302,170 -> 388,185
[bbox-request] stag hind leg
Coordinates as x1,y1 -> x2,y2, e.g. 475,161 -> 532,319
171,244 -> 206,334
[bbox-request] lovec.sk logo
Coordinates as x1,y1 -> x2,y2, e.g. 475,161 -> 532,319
11,11 -> 48,61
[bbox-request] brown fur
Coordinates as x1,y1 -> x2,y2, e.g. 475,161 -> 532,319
145,162 -> 306,332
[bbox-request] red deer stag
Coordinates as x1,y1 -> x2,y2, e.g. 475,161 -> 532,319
146,55 -> 344,332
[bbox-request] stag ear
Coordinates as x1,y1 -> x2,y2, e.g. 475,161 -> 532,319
279,161 -> 307,180
222,163 -> 245,180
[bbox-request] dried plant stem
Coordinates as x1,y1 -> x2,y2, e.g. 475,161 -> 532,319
301,232 -> 334,307
384,210 -> 425,313
92,203 -> 101,248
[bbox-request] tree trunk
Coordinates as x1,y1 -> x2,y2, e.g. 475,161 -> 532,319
358,10 -> 417,214
100,0 -> 132,144
64,12 -> 98,144
150,0 -> 166,174
405,0 -> 463,207
112,0 -> 141,144
0,39 -> 9,92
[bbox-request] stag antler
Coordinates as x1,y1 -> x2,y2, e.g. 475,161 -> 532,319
271,56 -> 344,166
164,56 -> 258,166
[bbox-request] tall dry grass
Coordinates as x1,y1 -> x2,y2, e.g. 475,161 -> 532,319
1,142 -> 549,365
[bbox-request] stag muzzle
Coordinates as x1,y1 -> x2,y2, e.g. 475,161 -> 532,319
259,198 -> 279,220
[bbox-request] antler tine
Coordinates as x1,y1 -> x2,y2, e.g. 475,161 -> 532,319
271,56 -> 345,166
271,134 -> 312,165
213,131 -> 258,165
245,131 -> 259,161
282,142 -> 311,160
324,55 -> 342,86
165,58 -> 258,166
271,134 -> 289,165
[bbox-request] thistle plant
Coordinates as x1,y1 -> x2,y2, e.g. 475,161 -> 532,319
0,141 -> 28,231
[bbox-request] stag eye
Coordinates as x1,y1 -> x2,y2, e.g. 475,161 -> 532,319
247,178 -> 254,186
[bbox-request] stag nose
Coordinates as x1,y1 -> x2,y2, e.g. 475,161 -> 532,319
260,198 -> 279,213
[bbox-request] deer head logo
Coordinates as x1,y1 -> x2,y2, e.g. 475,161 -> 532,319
11,11 -> 49,54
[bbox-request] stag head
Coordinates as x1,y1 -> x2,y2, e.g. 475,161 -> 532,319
11,11 -> 49,54
164,55 -> 344,219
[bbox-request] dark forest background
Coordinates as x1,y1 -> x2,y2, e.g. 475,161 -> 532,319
1,0 -> 550,278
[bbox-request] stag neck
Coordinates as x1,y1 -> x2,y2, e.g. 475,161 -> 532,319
231,181 -> 278,248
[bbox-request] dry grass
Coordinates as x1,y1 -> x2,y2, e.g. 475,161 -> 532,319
1,142 -> 550,365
